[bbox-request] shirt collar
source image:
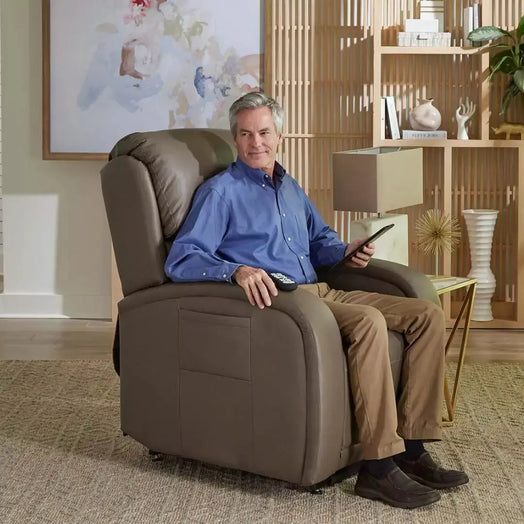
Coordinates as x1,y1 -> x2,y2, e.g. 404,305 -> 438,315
234,157 -> 287,185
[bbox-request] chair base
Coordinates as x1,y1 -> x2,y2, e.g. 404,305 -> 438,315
145,446 -> 361,492
301,461 -> 362,494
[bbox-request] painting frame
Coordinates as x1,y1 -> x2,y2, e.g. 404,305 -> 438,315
42,0 -> 264,160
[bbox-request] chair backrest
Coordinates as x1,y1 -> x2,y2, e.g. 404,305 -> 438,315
101,129 -> 236,296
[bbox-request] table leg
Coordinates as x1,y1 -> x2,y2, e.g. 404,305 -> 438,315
442,282 -> 477,424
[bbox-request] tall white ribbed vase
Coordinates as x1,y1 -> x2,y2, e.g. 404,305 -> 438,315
462,209 -> 499,321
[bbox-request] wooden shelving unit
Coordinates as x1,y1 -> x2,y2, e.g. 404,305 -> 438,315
379,46 -> 484,55
371,0 -> 524,328
264,0 -> 523,328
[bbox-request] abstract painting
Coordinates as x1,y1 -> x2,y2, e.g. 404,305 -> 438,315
43,0 -> 264,159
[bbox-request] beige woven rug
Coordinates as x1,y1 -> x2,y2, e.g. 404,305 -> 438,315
0,360 -> 523,523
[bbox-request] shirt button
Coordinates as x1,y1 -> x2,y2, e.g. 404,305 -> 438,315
282,213 -> 286,217
203,272 -> 207,276
262,184 -> 265,188
223,274 -> 227,278
287,237 -> 291,242
300,256 -> 304,260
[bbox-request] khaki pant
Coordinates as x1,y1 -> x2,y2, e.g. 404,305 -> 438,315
301,283 -> 445,460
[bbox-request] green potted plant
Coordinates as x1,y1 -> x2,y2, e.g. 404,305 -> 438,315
468,14 -> 524,116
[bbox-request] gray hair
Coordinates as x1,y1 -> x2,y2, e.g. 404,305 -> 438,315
229,92 -> 284,136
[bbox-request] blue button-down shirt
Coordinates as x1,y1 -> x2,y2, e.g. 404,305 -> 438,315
165,158 -> 347,285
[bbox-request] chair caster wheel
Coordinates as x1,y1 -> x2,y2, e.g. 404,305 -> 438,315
306,486 -> 323,495
148,450 -> 164,462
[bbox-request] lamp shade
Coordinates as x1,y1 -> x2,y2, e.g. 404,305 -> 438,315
332,147 -> 423,213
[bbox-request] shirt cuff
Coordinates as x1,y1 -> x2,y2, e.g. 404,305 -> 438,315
227,264 -> 242,284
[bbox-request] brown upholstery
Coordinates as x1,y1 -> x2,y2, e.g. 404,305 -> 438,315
100,129 -> 440,487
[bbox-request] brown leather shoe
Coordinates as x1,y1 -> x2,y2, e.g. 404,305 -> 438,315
395,451 -> 469,489
354,465 -> 441,509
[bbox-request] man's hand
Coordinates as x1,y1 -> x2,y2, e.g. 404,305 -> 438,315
345,239 -> 375,268
233,265 -> 278,309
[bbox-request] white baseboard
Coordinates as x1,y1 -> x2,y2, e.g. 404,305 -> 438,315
0,293 -> 112,319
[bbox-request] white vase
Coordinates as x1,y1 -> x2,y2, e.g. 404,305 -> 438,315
409,98 -> 442,130
462,209 -> 499,321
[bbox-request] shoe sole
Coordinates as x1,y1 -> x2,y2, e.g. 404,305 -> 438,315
355,485 -> 441,509
404,472 -> 470,490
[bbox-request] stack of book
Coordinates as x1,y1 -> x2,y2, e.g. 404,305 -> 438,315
463,3 -> 481,47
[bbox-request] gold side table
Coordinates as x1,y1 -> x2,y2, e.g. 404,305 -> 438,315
430,276 -> 477,425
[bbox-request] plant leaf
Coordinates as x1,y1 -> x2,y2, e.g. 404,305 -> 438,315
468,26 -> 512,42
500,86 -> 513,114
517,14 -> 524,41
514,68 -> 524,92
499,80 -> 521,114
490,50 -> 516,74
489,54 -> 517,80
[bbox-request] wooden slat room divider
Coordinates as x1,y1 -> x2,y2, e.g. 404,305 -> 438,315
265,0 -> 374,241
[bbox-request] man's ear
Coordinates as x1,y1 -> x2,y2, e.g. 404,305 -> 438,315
277,133 -> 283,145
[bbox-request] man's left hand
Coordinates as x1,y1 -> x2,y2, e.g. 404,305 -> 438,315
344,240 -> 374,268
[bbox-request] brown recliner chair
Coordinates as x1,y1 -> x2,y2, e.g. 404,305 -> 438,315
100,128 -> 440,489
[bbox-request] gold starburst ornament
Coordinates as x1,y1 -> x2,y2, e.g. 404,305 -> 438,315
415,209 -> 461,277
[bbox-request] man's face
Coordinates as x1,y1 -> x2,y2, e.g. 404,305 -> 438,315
233,106 -> 282,176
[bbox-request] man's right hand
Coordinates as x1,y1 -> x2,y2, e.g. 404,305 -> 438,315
233,265 -> 278,309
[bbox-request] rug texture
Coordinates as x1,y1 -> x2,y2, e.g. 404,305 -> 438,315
0,360 -> 523,523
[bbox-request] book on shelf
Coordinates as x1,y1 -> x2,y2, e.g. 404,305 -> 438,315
427,275 -> 457,284
427,275 -> 459,291
380,97 -> 386,140
463,4 -> 481,47
401,129 -> 447,139
463,6 -> 474,46
420,0 -> 445,32
472,2 -> 481,46
384,96 -> 400,139
473,2 -> 480,30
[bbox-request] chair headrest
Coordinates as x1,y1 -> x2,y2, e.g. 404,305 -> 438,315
109,128 -> 236,239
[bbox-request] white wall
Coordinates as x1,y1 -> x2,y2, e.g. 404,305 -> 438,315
0,1 -> 112,318
0,13 -> 3,276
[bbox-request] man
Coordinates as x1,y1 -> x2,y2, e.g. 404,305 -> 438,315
165,92 -> 468,509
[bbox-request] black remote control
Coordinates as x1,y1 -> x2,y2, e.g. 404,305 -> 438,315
269,272 -> 298,291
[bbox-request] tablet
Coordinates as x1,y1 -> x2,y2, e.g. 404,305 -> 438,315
330,223 -> 395,270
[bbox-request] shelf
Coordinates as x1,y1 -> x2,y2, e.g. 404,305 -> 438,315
379,45 -> 488,55
373,0 -> 524,328
377,139 -> 524,148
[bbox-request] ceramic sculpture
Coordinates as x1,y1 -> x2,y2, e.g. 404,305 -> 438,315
409,98 -> 442,130
456,99 -> 476,140
462,209 -> 499,321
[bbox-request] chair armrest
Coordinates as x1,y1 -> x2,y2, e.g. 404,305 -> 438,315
120,281 -> 340,329
318,258 -> 440,306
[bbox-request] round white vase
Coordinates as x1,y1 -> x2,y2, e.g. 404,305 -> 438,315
462,209 -> 499,321
409,98 -> 442,130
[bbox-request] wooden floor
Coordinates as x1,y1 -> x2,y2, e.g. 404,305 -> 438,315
0,318 -> 522,361
0,319 -> 114,360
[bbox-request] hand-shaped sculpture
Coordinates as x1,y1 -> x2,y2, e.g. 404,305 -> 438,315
456,99 -> 476,140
